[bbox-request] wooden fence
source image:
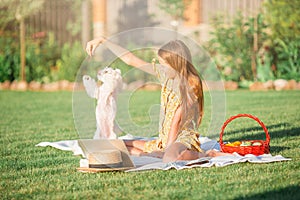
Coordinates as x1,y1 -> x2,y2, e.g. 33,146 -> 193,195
202,0 -> 263,23
23,0 -> 263,46
25,0 -> 81,46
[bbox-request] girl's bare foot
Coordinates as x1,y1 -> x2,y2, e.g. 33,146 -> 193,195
205,149 -> 232,157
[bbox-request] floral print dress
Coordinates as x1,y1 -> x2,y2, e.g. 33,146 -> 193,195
143,63 -> 202,153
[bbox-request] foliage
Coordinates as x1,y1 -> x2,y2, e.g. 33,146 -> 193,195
0,0 -> 46,81
208,0 -> 300,82
0,35 -> 20,82
0,33 -> 61,83
0,90 -> 299,199
26,33 -> 61,83
0,34 -> 86,83
54,41 -> 86,82
263,0 -> 300,81
158,0 -> 184,20
207,13 -> 269,82
273,39 -> 300,81
158,0 -> 191,20
256,43 -> 275,82
65,0 -> 84,37
0,0 -> 45,30
263,0 -> 300,42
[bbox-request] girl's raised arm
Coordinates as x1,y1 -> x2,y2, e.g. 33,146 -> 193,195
86,37 -> 155,75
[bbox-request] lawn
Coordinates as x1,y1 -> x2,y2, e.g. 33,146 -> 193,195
1,90 -> 299,199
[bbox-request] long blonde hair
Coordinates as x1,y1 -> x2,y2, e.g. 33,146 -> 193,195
158,40 -> 204,128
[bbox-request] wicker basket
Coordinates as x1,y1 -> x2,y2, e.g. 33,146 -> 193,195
219,114 -> 270,156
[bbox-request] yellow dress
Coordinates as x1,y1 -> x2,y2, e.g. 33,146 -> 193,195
143,63 -> 202,153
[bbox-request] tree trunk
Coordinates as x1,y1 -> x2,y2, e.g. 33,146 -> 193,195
251,16 -> 258,81
184,0 -> 201,26
81,0 -> 90,47
20,17 -> 26,82
92,0 -> 107,38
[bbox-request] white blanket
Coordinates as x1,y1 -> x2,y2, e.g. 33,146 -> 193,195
129,153 -> 290,172
36,136 -> 291,172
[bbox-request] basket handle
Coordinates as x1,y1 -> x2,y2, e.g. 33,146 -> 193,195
219,114 -> 270,145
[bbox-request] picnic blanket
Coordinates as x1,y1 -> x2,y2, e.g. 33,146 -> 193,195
36,135 -> 291,172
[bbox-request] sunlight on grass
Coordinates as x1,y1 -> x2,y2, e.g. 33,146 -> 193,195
0,90 -> 299,199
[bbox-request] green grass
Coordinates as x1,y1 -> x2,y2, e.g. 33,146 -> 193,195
1,90 -> 299,199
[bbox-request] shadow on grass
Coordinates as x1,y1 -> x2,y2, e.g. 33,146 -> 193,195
235,185 -> 300,200
221,123 -> 289,135
221,123 -> 300,141
269,145 -> 290,154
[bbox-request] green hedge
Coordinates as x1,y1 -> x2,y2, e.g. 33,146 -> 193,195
207,0 -> 300,82
0,34 -> 85,83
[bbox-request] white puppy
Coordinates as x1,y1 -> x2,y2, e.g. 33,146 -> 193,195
83,67 -> 123,139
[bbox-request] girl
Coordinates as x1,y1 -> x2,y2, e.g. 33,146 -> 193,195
86,38 -> 229,162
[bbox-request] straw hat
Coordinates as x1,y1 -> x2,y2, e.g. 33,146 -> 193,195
88,150 -> 122,168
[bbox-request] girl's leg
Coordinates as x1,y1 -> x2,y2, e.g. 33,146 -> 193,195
163,143 -> 199,162
123,140 -> 146,155
124,139 -> 146,149
126,146 -> 143,155
124,140 -> 164,158
163,142 -> 232,162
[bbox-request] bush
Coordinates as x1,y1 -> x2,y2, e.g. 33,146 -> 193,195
207,13 -> 269,82
273,39 -> 300,81
263,0 -> 300,42
26,33 -> 61,83
0,31 -> 86,83
0,33 -> 61,83
0,36 -> 20,82
54,41 -> 86,82
263,0 -> 300,81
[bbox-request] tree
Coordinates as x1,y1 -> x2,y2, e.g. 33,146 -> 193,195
0,0 -> 45,82
208,13 -> 268,82
264,0 -> 300,42
263,0 -> 300,80
158,0 -> 191,31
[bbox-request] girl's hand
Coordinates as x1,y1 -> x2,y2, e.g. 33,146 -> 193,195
85,37 -> 106,56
